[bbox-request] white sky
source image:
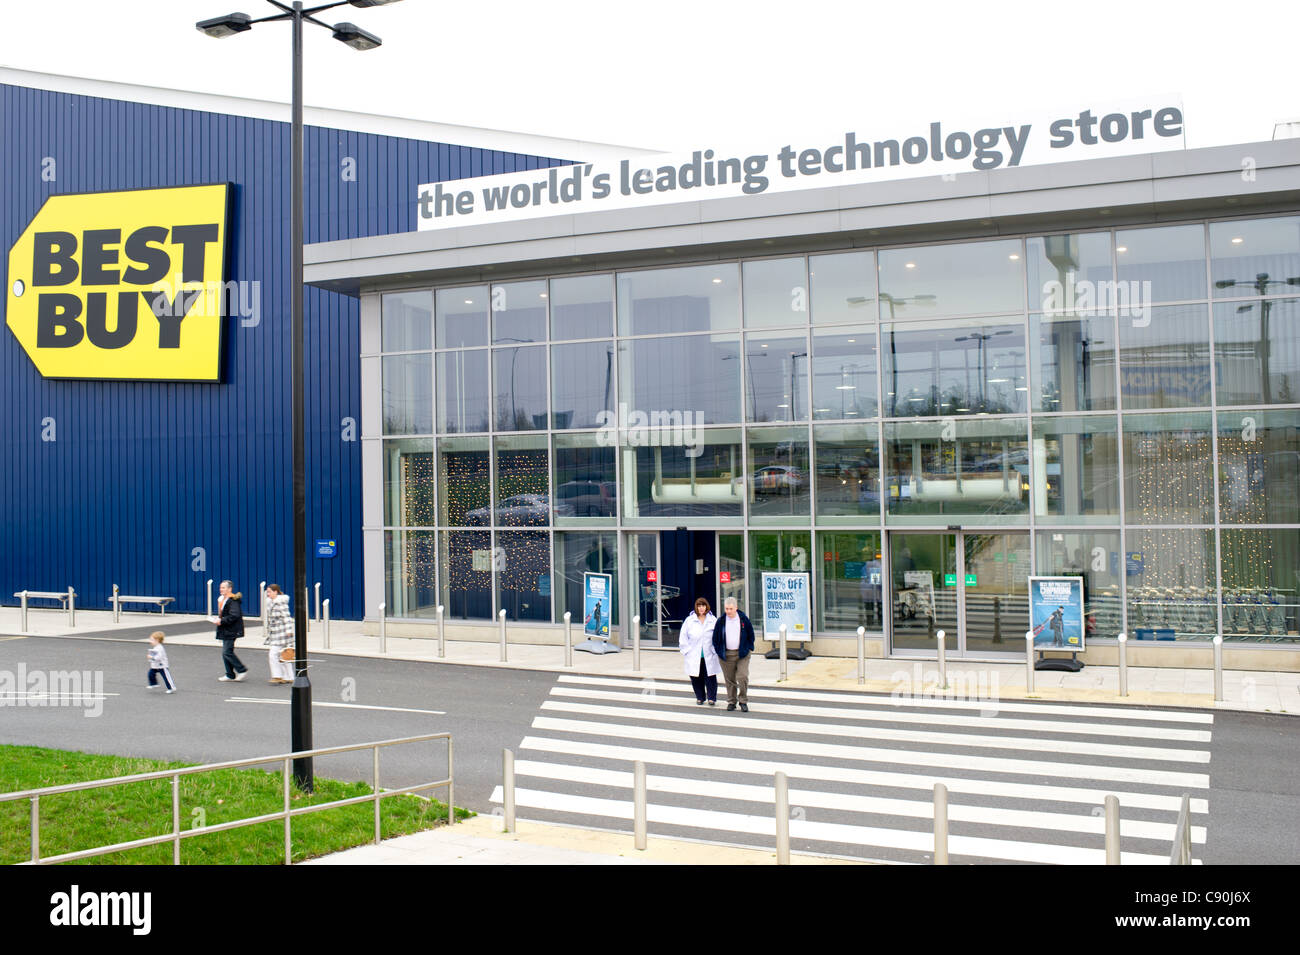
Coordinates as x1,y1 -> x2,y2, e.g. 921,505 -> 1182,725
4,0 -> 1298,154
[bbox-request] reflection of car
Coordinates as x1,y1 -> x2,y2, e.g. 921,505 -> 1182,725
554,480 -> 617,517
752,466 -> 809,494
466,494 -> 550,526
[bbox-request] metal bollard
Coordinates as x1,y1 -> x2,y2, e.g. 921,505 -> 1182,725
68,587 -> 75,627
563,611 -> 573,668
1104,794 -> 1120,864
19,590 -> 28,634
632,614 -> 641,671
378,602 -> 386,654
498,608 -> 508,662
934,782 -> 949,865
633,760 -> 647,850
779,624 -> 788,682
112,583 -> 120,624
1024,630 -> 1035,693
1213,635 -> 1223,702
322,599 -> 331,649
206,578 -> 214,617
857,626 -> 866,685
775,771 -> 790,865
259,581 -> 267,634
1117,633 -> 1128,697
502,749 -> 515,833
314,582 -> 321,623
936,629 -> 947,689
436,604 -> 446,659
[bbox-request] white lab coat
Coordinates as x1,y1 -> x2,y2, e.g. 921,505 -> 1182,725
679,612 -> 721,678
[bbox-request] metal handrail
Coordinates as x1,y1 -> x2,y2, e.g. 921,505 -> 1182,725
1169,793 -> 1193,865
4,733 -> 454,865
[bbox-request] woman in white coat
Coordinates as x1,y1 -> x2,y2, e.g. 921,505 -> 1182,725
679,597 -> 721,706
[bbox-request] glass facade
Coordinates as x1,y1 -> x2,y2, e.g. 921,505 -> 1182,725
376,215 -> 1300,645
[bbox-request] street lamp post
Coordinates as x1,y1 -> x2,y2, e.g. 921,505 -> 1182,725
198,0 -> 401,792
1214,272 -> 1300,405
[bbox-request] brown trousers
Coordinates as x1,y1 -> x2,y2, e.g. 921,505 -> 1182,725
720,649 -> 750,704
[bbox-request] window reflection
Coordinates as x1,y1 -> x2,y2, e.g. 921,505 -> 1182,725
813,424 -> 880,523
1118,304 -> 1211,410
747,426 -> 810,520
885,418 -> 1030,522
437,349 -> 490,433
440,529 -> 492,620
812,328 -> 878,419
818,531 -> 884,632
1031,311 -> 1117,413
1122,413 -> 1214,525
493,435 -> 549,527
382,290 -> 432,352
743,257 -> 807,328
1115,224 -> 1206,303
1031,417 -> 1120,523
492,345 -> 548,431
883,319 -> 1026,416
551,340 -> 615,429
618,264 -> 739,336
492,280 -> 548,344
496,530 -> 550,622
878,239 -> 1024,319
551,274 -> 614,340
436,285 -> 489,348
1214,297 -> 1300,406
553,433 -> 616,520
386,530 -> 439,619
1210,217 -> 1300,298
619,334 -> 741,425
810,251 -> 875,325
744,333 -> 808,422
1216,409 -> 1300,525
623,429 -> 743,518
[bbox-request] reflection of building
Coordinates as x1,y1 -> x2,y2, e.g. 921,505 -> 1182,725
320,137 -> 1300,666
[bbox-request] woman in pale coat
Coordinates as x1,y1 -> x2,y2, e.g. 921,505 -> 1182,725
679,597 -> 721,706
263,583 -> 294,685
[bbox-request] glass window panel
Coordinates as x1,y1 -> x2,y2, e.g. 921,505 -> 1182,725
618,263 -> 739,336
742,257 -> 808,328
1034,530 -> 1123,640
553,433 -> 617,522
1121,413 -> 1214,525
818,531 -> 884,632
437,436 -> 490,526
496,530 -> 551,622
494,434 -> 549,527
383,438 -> 436,527
1030,310 -> 1117,413
1031,416 -> 1120,524
747,425 -> 810,521
884,417 -> 1030,524
1220,529 -> 1299,643
550,274 -> 614,340
747,530 -> 812,629
1216,408 -> 1300,525
1026,233 -> 1113,312
381,290 -> 432,352
385,529 -> 439,619
744,332 -> 808,422
492,345 -> 548,431
436,285 -> 489,348
622,428 -> 743,519
1214,297 -> 1300,405
1115,224 -> 1206,303
436,348 -> 490,433
381,354 -> 432,435
554,531 -> 619,625
878,239 -> 1024,319
1124,529 -> 1216,641
440,529 -> 492,620
813,423 -> 881,524
810,250 -> 875,325
619,334 -> 741,426
1118,304 -> 1211,410
882,318 -> 1027,416
812,328 -> 878,420
551,340 -> 615,429
719,532 -> 746,614
491,280 -> 548,344
1210,216 -> 1300,298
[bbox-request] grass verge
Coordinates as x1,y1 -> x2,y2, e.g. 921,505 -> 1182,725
0,744 -> 471,865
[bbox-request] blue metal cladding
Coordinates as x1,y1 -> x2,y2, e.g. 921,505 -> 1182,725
0,82 -> 565,619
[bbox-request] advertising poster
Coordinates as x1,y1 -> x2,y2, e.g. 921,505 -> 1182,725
1029,576 -> 1085,650
762,572 -> 811,638
900,570 -> 934,621
583,572 -> 612,638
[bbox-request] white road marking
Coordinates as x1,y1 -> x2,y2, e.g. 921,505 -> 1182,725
224,697 -> 445,715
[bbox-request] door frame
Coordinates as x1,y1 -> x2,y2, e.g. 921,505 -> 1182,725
619,528 -> 732,650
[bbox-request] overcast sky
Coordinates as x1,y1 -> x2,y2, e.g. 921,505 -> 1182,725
5,0 -> 1298,154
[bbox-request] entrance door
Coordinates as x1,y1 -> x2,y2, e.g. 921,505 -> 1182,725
889,530 -> 1028,657
628,530 -> 717,648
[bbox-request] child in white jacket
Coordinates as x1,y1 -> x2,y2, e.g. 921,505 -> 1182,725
146,631 -> 176,693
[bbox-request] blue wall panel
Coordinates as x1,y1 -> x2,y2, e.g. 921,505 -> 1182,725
0,83 -> 565,619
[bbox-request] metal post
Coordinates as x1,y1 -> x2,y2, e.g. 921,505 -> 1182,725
20,590 -> 28,634
173,774 -> 181,865
936,629 -> 947,689
30,796 -> 39,863
632,613 -> 641,671
373,747 -> 381,845
775,771 -> 790,865
282,759 -> 292,865
112,583 -> 120,624
67,586 -> 75,627
1024,630 -> 1035,693
322,598 -> 330,649
857,625 -> 866,685
446,737 -> 455,826
934,783 -> 949,865
1104,794 -> 1120,864
314,582 -> 321,623
779,624 -> 788,682
1117,632 -> 1128,697
498,608 -> 508,662
436,604 -> 445,659
259,580 -> 267,630
1213,635 -> 1223,702
206,578 -> 213,617
563,611 -> 573,668
502,748 -> 515,833
633,760 -> 647,850
378,602 -> 386,654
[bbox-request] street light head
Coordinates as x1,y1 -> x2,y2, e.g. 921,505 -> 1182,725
349,0 -> 404,6
332,22 -> 382,50
196,13 -> 252,37
1215,279 -> 1235,289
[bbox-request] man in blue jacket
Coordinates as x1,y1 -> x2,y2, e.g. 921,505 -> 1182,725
712,596 -> 755,712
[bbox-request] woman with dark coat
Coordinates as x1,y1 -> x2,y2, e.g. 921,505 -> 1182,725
214,579 -> 248,682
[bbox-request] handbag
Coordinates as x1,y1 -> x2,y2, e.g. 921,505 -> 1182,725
279,647 -> 295,662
